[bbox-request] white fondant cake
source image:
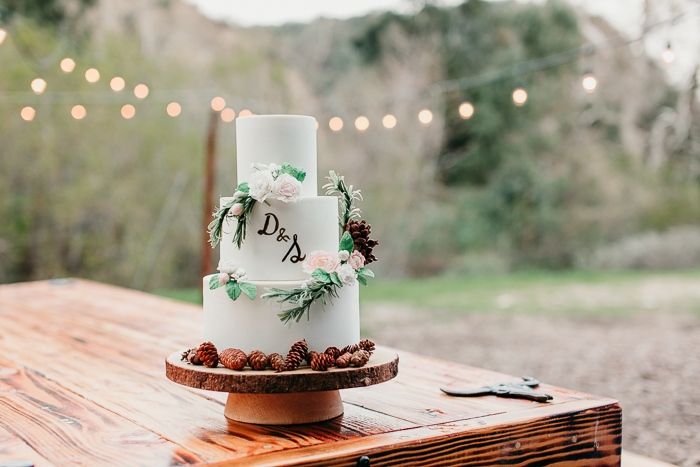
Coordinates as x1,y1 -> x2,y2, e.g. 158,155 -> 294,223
203,115 -> 361,355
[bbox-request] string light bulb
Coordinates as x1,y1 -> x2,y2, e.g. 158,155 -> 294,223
382,114 -> 397,129
662,42 -> 675,65
581,71 -> 597,93
166,102 -> 181,117
221,108 -> 235,122
418,109 -> 433,125
211,97 -> 225,112
512,87 -> 528,106
60,58 -> 75,73
121,104 -> 135,119
71,105 -> 86,120
355,116 -> 369,132
21,107 -> 36,121
31,78 -> 47,94
459,101 -> 474,119
110,77 -> 125,92
85,68 -> 100,83
134,84 -> 149,99
329,117 -> 343,132
0,28 -> 6,45
238,109 -> 252,117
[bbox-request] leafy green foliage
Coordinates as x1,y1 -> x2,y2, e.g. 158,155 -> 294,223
279,163 -> 306,182
225,281 -> 241,301
339,231 -> 354,254
0,0 -> 95,27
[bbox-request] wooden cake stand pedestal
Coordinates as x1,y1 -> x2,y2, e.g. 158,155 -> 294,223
165,346 -> 399,425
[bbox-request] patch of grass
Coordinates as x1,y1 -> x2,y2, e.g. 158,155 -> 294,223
153,288 -> 201,305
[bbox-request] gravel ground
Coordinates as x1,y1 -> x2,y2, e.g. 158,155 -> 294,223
362,304 -> 700,466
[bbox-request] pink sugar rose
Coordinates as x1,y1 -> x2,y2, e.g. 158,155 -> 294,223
230,203 -> 244,216
273,173 -> 302,203
303,251 -> 341,274
347,251 -> 366,270
217,272 -> 230,285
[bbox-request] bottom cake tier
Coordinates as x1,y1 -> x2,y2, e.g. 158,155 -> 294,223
202,275 -> 360,356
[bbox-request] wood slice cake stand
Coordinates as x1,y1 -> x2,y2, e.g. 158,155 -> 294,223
165,346 -> 398,425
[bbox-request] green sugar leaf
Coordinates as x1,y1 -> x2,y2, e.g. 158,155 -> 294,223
311,268 -> 332,284
239,282 -> 258,300
329,272 -> 342,287
209,275 -> 222,290
236,182 -> 249,193
357,274 -> 368,286
225,281 -> 241,301
358,267 -> 375,278
339,231 -> 354,254
280,163 -> 307,183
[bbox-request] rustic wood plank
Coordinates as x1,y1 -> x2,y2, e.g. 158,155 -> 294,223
0,424 -> 55,467
0,357 -> 201,467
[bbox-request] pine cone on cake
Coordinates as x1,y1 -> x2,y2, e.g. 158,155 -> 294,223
324,346 -> 341,359
197,342 -> 219,368
247,350 -> 268,371
344,219 -> 378,264
305,350 -> 319,366
311,352 -> 335,371
182,348 -> 203,365
219,348 -> 247,370
358,339 -> 375,355
285,339 -> 308,371
350,350 -> 370,367
335,352 -> 352,368
269,353 -> 286,372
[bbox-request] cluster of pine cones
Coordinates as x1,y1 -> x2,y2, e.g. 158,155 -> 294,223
181,339 -> 375,373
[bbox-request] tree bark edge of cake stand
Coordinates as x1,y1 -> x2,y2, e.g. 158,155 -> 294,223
165,346 -> 399,394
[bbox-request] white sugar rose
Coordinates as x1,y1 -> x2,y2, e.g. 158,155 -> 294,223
273,173 -> 302,203
303,251 -> 341,274
336,263 -> 357,286
217,259 -> 238,275
348,251 -> 365,270
248,170 -> 275,202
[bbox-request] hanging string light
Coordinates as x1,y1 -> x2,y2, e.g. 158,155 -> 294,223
30,78 -> 47,94
221,108 -> 235,122
71,105 -> 86,120
85,68 -> 100,83
238,109 -> 252,117
355,116 -> 369,131
581,70 -> 597,92
60,58 -> 75,73
20,107 -> 35,121
382,114 -> 397,129
459,101 -> 474,119
110,77 -> 125,92
418,109 -> 433,125
211,97 -> 225,111
121,104 -> 135,119
134,84 -> 149,99
512,87 -> 528,106
0,28 -> 6,45
662,42 -> 675,64
329,117 -> 343,131
166,102 -> 182,117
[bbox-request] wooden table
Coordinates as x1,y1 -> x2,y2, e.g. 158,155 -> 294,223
0,279 -> 621,466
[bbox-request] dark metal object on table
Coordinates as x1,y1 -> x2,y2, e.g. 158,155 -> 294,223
440,376 -> 553,402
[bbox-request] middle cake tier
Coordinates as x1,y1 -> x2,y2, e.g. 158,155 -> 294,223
219,196 -> 339,281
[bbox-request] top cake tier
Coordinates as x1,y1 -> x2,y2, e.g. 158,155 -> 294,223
236,115 -> 318,197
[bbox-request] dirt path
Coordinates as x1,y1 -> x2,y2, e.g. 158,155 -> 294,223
361,303 -> 700,466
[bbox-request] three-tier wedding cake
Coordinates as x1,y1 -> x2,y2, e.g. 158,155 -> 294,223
202,115 -> 371,356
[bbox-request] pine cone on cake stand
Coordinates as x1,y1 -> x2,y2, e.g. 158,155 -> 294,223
247,350 -> 269,370
285,339 -> 308,371
311,353 -> 335,371
197,342 -> 219,368
269,353 -> 286,372
335,352 -> 352,368
220,348 -> 247,370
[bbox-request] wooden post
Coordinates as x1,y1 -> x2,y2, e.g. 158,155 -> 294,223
201,110 -> 219,287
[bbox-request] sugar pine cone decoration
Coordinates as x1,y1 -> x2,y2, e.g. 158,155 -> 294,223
358,339 -> 375,355
350,350 -> 370,367
285,339 -> 308,371
219,348 -> 247,371
311,352 -> 335,371
324,346 -> 341,359
335,352 -> 352,368
197,342 -> 219,368
269,353 -> 286,372
247,350 -> 268,371
182,348 -> 203,365
345,219 -> 378,264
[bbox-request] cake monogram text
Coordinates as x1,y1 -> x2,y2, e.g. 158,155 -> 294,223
257,213 -> 306,263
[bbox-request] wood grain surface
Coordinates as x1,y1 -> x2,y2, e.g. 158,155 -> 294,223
0,279 -> 622,466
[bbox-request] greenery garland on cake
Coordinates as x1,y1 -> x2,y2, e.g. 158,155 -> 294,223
207,163 -> 307,249
208,260 -> 258,301
263,171 -> 378,325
